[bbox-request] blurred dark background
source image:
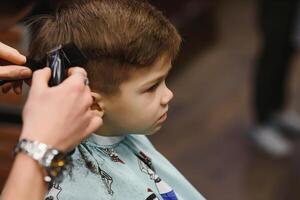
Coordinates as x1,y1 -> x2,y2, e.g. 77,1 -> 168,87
1,0 -> 300,199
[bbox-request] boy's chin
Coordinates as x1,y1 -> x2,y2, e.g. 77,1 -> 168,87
145,126 -> 162,135
95,125 -> 162,136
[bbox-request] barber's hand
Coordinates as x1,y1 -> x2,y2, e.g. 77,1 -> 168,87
0,42 -> 32,94
20,67 -> 103,151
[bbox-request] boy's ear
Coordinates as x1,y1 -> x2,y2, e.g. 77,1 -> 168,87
91,92 -> 104,112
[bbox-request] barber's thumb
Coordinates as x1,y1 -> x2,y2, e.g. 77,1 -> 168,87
31,67 -> 51,91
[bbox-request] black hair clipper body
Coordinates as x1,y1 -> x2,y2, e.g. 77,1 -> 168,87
0,43 -> 87,86
47,45 -> 68,86
47,43 -> 88,86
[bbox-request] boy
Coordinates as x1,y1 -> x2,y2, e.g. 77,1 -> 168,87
28,0 -> 206,199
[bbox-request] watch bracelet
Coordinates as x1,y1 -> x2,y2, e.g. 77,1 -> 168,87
13,138 -> 73,184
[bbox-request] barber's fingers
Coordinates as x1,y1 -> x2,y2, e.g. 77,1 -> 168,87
78,87 -> 94,111
61,68 -> 88,92
30,68 -> 51,92
0,65 -> 32,79
30,66 -> 90,95
68,67 -> 87,77
0,42 -> 26,65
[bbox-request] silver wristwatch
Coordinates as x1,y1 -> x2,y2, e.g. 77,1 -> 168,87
14,138 -> 68,183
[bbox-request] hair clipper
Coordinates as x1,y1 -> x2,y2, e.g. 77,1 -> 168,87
0,42 -> 87,86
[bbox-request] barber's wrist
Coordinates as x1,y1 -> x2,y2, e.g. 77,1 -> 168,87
14,152 -> 46,178
13,138 -> 71,183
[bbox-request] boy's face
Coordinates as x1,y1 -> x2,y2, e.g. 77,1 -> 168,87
99,55 -> 173,136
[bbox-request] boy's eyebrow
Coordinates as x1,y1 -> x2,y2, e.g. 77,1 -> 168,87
141,67 -> 172,87
143,75 -> 165,86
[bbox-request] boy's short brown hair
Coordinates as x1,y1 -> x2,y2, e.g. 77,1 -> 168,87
28,0 -> 181,95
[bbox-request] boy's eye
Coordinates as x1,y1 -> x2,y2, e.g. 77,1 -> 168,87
146,83 -> 159,92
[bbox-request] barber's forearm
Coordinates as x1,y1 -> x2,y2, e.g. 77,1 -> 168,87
1,153 -> 46,200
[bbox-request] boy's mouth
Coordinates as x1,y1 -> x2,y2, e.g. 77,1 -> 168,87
157,112 -> 168,124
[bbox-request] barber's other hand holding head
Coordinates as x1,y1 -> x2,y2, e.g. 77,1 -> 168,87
0,42 -> 32,94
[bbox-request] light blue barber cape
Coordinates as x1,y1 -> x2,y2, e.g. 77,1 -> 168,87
45,134 -> 206,200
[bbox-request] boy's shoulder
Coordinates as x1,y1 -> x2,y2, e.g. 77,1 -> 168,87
45,134 -> 206,200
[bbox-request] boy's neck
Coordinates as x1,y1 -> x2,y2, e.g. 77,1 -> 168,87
94,125 -> 124,137
88,134 -> 125,146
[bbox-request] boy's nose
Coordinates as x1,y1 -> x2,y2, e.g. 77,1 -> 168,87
161,86 -> 173,105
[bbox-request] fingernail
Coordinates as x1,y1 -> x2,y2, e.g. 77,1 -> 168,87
20,68 -> 32,77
